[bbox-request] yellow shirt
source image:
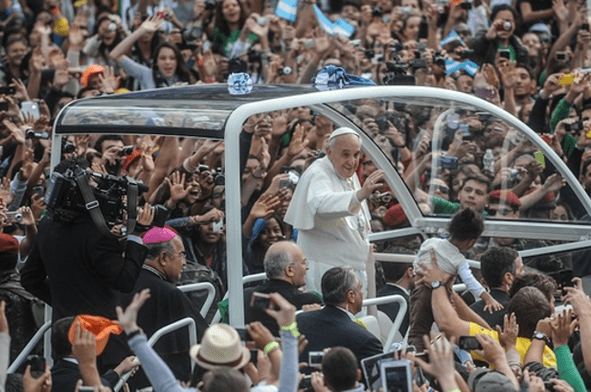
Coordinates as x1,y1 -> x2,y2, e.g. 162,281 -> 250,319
469,322 -> 556,368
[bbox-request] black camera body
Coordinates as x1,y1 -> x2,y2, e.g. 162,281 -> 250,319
565,122 -> 582,133
382,59 -> 416,86
44,167 -> 147,226
433,51 -> 446,68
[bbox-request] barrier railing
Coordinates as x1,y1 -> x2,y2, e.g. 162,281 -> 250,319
362,295 -> 408,353
178,282 -> 217,319
7,320 -> 52,373
9,282 -> 212,375
211,272 -> 267,324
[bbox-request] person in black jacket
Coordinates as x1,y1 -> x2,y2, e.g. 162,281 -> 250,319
20,159 -> 151,324
20,159 -> 152,372
470,247 -> 524,330
297,266 -> 383,365
245,241 -> 322,336
376,254 -> 413,339
469,5 -> 530,68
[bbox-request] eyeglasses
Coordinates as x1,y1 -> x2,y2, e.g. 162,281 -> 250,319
429,184 -> 449,194
488,207 -> 515,216
168,250 -> 187,260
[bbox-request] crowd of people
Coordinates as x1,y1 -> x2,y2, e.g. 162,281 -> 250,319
0,0 -> 591,391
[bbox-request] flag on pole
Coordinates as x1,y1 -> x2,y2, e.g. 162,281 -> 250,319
275,0 -> 298,22
333,18 -> 355,38
313,5 -> 334,35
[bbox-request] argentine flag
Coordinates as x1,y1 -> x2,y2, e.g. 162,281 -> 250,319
333,18 -> 355,38
275,0 -> 298,22
440,30 -> 464,47
461,61 -> 478,76
313,5 -> 334,35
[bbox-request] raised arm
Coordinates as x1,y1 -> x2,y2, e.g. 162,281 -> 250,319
110,15 -> 162,63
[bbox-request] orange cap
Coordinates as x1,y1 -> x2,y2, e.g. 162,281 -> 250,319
68,315 -> 123,355
81,65 -> 104,87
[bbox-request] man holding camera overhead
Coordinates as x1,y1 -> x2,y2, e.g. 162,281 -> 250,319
285,127 -> 384,294
20,159 -> 154,373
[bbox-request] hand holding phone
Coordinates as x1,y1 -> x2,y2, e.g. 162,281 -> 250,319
250,292 -> 274,310
309,351 -> 324,367
458,336 -> 482,351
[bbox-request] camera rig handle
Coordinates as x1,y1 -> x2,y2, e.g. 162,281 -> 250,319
73,168 -> 141,238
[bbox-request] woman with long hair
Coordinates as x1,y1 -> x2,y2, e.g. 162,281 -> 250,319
206,0 -> 262,58
109,15 -> 194,90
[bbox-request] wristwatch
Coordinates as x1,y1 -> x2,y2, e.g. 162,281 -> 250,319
532,331 -> 551,345
431,280 -> 444,290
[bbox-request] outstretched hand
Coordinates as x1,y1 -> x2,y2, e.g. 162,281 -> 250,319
116,288 -> 151,334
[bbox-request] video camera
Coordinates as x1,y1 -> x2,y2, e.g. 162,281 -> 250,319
44,165 -> 154,230
382,55 -> 425,86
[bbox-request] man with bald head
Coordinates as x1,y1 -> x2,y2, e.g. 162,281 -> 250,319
245,241 -> 321,336
285,127 -> 384,293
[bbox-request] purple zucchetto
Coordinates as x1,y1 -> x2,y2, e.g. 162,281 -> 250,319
142,226 -> 178,244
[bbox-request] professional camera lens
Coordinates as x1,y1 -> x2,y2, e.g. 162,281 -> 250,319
108,22 -> 117,31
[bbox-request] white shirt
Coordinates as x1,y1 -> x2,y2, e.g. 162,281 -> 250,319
284,157 -> 371,270
413,238 -> 485,298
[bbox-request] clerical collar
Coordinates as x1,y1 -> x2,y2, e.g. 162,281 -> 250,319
335,305 -> 356,320
142,264 -> 167,281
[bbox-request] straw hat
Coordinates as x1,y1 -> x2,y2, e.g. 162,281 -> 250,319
189,324 -> 250,370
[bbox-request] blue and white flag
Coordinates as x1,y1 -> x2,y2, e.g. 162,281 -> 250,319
275,0 -> 298,22
461,60 -> 478,76
445,59 -> 462,75
333,18 -> 355,38
313,5 -> 334,35
440,30 -> 464,47
445,60 -> 479,76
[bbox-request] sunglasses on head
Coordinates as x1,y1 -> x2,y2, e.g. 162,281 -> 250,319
429,184 -> 449,194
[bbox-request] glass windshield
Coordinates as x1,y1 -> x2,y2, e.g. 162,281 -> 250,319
327,96 -> 590,227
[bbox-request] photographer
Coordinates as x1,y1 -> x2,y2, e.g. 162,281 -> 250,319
20,158 -> 153,369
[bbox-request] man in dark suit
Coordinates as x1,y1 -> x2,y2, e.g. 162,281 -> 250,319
119,226 -> 208,387
296,266 -> 383,364
470,247 -> 523,329
376,258 -> 413,339
245,241 -> 322,336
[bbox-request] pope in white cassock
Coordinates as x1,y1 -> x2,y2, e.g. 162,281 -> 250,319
284,127 -> 385,294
